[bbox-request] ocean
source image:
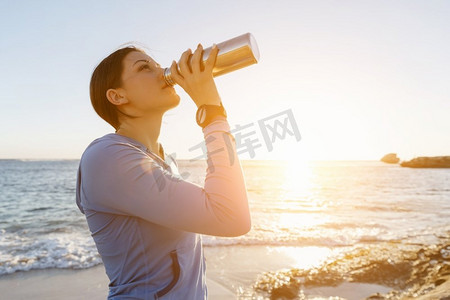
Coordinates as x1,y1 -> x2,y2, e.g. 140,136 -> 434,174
1,159 -> 449,297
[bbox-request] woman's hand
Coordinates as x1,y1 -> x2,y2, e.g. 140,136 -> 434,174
169,43 -> 221,108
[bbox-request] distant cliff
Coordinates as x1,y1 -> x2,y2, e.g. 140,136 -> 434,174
380,153 -> 400,164
400,156 -> 450,168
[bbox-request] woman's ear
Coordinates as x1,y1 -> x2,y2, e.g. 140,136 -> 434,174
106,88 -> 128,106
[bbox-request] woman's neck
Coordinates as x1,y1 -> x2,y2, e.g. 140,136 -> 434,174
116,113 -> 164,159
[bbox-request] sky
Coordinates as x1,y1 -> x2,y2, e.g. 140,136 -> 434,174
0,0 -> 449,161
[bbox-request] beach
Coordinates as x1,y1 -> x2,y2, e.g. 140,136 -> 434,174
1,245 -> 449,299
0,245 -> 396,299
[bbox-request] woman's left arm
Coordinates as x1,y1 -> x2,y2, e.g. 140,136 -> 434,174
77,120 -> 251,237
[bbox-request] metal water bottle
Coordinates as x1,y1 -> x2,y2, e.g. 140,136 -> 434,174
163,32 -> 260,86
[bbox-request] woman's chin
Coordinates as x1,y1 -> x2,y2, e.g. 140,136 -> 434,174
172,93 -> 181,105
164,94 -> 181,109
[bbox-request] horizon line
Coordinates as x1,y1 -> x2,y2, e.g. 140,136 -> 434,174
0,158 -> 415,162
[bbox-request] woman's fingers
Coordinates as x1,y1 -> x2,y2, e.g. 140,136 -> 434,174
191,43 -> 204,74
173,43 -> 218,89
178,48 -> 193,76
169,60 -> 183,85
171,43 -> 221,107
205,44 -> 219,73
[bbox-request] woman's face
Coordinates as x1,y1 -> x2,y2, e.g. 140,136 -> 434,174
116,50 -> 180,115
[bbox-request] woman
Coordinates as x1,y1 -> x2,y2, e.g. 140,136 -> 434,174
75,42 -> 251,299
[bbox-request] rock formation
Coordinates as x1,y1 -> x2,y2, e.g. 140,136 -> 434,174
400,156 -> 450,168
380,153 -> 400,164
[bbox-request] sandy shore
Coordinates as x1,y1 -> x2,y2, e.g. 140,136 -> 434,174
0,262 -> 235,300
1,245 -> 449,299
0,245 -> 281,299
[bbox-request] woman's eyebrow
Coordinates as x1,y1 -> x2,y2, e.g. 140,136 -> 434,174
133,59 -> 161,68
133,59 -> 150,66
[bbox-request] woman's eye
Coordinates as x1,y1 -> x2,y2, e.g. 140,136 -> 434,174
139,65 -> 151,71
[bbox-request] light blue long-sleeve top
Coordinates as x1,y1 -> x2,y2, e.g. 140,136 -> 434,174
76,117 -> 251,299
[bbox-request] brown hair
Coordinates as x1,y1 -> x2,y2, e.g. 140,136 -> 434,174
89,46 -> 143,130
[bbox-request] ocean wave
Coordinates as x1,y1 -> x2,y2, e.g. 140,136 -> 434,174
25,206 -> 53,212
351,204 -> 413,213
0,231 -> 102,275
0,231 -> 398,275
201,234 -> 391,248
317,222 -> 388,230
2,228 -> 449,278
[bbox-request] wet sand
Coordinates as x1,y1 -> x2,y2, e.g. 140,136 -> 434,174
0,263 -> 234,300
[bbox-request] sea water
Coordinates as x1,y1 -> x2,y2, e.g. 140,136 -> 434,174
1,159 -> 449,295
